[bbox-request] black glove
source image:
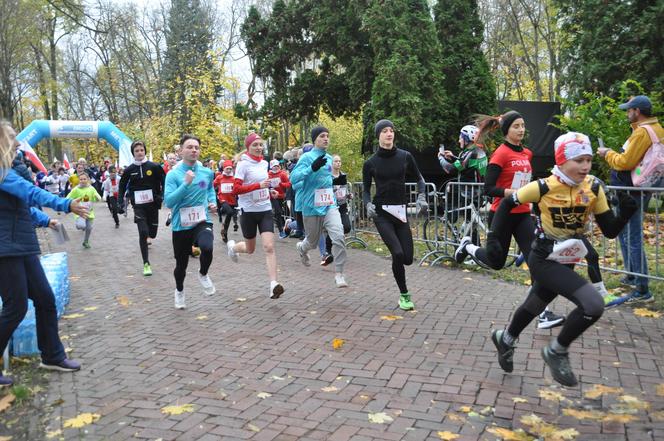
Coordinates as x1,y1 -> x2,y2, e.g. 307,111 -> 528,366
617,192 -> 638,221
311,155 -> 327,172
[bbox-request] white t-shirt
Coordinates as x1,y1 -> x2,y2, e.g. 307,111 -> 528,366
234,154 -> 272,212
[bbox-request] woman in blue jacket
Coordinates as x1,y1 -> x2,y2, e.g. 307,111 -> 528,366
0,121 -> 88,386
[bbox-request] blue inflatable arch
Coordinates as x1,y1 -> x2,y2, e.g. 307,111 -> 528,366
16,120 -> 133,171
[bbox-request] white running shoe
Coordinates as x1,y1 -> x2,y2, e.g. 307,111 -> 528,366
270,281 -> 284,299
174,289 -> 186,309
454,236 -> 472,264
198,273 -> 216,296
296,241 -> 310,267
227,240 -> 238,263
335,273 -> 348,288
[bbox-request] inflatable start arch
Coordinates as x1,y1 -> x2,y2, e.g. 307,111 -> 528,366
16,120 -> 133,173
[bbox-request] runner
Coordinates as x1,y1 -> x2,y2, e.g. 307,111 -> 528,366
102,165 -> 121,228
118,141 -> 166,276
490,132 -> 637,386
67,172 -> 102,248
321,154 -> 351,266
164,134 -> 217,309
213,160 -> 239,242
453,111 -> 565,329
0,120 -> 88,386
290,126 -> 348,288
362,119 -> 428,310
226,133 -> 284,299
268,159 -> 291,238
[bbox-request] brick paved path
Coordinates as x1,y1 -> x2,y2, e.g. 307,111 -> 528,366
33,207 -> 664,440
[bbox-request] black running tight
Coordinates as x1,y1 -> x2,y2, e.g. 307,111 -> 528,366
374,212 -> 414,294
172,222 -> 214,292
507,243 -> 604,347
474,212 -> 534,269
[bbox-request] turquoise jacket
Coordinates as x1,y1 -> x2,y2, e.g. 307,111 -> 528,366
290,148 -> 335,216
164,162 -> 216,231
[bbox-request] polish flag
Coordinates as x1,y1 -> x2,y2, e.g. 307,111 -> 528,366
63,153 -> 71,170
18,142 -> 47,173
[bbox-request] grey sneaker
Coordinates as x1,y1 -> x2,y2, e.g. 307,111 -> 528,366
541,345 -> 578,387
198,273 -> 216,296
491,329 -> 515,373
296,241 -> 310,267
39,358 -> 81,372
537,310 -> 565,329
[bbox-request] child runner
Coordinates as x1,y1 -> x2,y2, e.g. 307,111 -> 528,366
321,154 -> 352,266
227,133 -> 284,299
362,120 -> 428,310
164,134 -> 217,309
67,172 -> 101,248
213,160 -> 239,242
268,159 -> 291,238
490,132 -> 637,386
454,111 -> 565,329
102,165 -> 121,228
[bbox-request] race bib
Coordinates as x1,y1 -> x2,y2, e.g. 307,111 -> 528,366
269,178 -> 281,188
180,205 -> 206,227
511,171 -> 531,189
335,185 -> 347,202
314,188 -> 335,207
546,238 -> 588,264
251,188 -> 270,202
382,204 -> 407,223
134,189 -> 154,204
220,183 -> 234,194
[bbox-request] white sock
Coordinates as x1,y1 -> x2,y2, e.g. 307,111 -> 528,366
466,244 -> 480,257
593,281 -> 609,297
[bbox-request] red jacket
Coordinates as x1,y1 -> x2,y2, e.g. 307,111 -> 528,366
213,174 -> 237,205
268,170 -> 291,199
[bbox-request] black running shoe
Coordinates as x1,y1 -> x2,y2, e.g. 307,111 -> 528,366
491,329 -> 515,373
454,236 -> 472,264
541,345 -> 578,387
165,213 -> 172,227
537,310 -> 565,329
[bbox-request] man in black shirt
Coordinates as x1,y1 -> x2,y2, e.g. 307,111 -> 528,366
118,141 -> 166,276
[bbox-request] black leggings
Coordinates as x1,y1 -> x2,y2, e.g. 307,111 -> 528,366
507,241 -> 604,347
325,204 -> 351,254
172,222 -> 214,291
271,199 -> 285,232
374,211 -> 414,294
107,196 -> 119,225
218,202 -> 237,232
134,205 -> 159,265
473,212 -> 534,269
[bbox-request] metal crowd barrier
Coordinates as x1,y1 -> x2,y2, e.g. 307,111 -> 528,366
345,180 -> 663,283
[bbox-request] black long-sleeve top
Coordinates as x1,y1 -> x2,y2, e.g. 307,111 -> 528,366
362,147 -> 425,205
118,160 -> 166,206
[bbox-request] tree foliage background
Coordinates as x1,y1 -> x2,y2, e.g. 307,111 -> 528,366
0,0 -> 661,166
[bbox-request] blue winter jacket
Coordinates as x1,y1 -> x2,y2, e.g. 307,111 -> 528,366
164,161 -> 216,231
289,148 -> 335,216
0,169 -> 71,257
30,207 -> 51,227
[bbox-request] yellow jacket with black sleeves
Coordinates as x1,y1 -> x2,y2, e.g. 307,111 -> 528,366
605,117 -> 664,172
515,175 -> 610,241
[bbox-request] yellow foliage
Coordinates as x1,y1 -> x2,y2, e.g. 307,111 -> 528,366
650,410 -> 664,421
63,413 -> 101,428
62,313 -> 85,319
437,431 -> 460,440
459,406 -> 473,413
633,308 -> 662,318
618,395 -> 650,410
367,412 -> 393,424
321,386 -> 338,392
538,389 -> 565,402
161,403 -> 195,415
83,306 -> 98,311
317,112 -> 365,182
512,397 -> 529,403
602,413 -> 638,423
520,414 -> 579,440
486,427 -> 534,441
116,295 -> 131,307
562,408 -> 605,420
380,315 -> 403,321
0,393 -> 15,413
256,392 -> 272,399
332,338 -> 345,350
656,384 -> 664,397
584,384 -> 623,399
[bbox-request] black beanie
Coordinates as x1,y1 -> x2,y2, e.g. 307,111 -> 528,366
500,111 -> 523,136
310,126 -> 329,143
374,119 -> 395,138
